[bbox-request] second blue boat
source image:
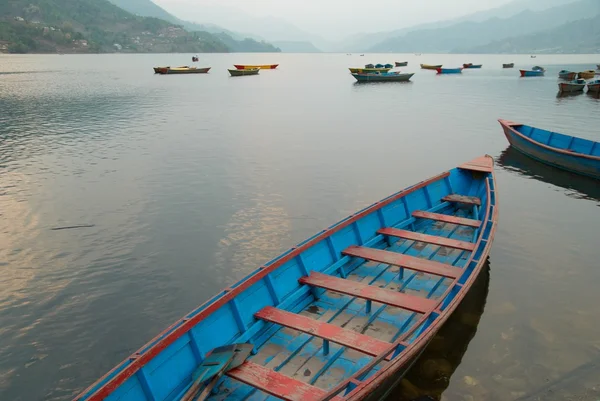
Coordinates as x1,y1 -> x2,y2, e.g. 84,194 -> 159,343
499,119 -> 600,179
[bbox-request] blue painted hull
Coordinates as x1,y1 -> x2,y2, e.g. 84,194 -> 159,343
352,72 -> 414,82
437,68 -> 462,74
520,70 -> 544,77
499,120 -> 600,179
74,157 -> 499,401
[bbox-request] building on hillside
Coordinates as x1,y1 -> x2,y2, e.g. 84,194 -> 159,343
14,16 -> 24,21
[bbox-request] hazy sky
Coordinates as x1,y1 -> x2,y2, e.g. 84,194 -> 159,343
154,0 -> 517,39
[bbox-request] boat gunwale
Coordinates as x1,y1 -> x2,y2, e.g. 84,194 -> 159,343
499,119 -> 600,161
325,156 -> 498,400
74,170 -> 454,401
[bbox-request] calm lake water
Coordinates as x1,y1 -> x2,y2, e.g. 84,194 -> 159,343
1,53 -> 600,401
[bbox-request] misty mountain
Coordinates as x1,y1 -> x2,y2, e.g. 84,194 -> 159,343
367,0 -> 598,53
456,14 -> 600,54
106,0 -> 280,51
336,0 -> 579,52
272,41 -> 321,53
152,2 -> 331,50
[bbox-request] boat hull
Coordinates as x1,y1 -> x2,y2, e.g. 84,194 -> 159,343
578,70 -> 596,79
463,64 -> 482,69
587,80 -> 600,93
420,64 -> 442,70
74,156 -> 499,401
502,63 -> 514,68
499,119 -> 600,179
395,61 -> 408,67
352,72 -> 414,82
558,71 -> 577,80
234,64 -> 278,70
436,68 -> 463,74
228,68 -> 260,76
160,67 -> 210,74
558,81 -> 586,92
349,67 -> 391,73
520,70 -> 544,77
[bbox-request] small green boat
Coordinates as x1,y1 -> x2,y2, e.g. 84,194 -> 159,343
228,68 -> 260,77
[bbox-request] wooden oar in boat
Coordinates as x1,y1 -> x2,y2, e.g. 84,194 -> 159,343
180,343 -> 253,401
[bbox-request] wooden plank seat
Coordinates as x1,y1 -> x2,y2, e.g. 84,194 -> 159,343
412,210 -> 481,228
377,228 -> 475,252
255,306 -> 392,358
227,361 -> 344,401
299,272 -> 435,314
342,246 -> 463,278
442,194 -> 481,206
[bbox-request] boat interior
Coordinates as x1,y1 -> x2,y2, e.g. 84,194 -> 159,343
78,158 -> 497,401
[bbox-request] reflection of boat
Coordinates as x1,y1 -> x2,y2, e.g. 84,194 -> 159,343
558,78 -> 586,92
436,67 -> 463,74
577,70 -> 596,79
558,70 -> 577,80
502,63 -> 514,68
587,79 -> 600,93
159,67 -> 211,74
421,64 -> 442,70
234,64 -> 278,70
396,61 -> 408,67
349,67 -> 391,73
75,156 -> 499,401
352,72 -> 414,82
463,63 -> 482,69
499,119 -> 600,179
384,259 -> 491,401
228,68 -> 259,77
497,146 -> 600,204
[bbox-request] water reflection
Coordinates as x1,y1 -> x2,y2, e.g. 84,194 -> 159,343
555,91 -> 584,101
385,259 -> 491,401
497,146 -> 600,205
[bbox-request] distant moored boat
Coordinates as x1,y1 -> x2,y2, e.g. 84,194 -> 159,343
234,64 -> 278,70
463,63 -> 482,69
577,70 -> 596,79
502,63 -> 514,68
349,67 -> 391,73
352,71 -> 414,82
436,67 -> 463,74
228,68 -> 260,77
558,70 -> 577,80
159,67 -> 211,74
520,66 -> 545,77
587,79 -> 600,93
395,61 -> 408,67
420,63 -> 442,70
558,79 -> 586,93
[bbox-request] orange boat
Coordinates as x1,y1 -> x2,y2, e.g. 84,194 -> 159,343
234,64 -> 278,70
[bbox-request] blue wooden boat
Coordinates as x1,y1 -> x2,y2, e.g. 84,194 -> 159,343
436,67 -> 463,74
587,79 -> 600,93
499,120 -> 600,179
352,72 -> 414,82
520,66 -> 545,77
558,70 -> 577,80
74,156 -> 499,401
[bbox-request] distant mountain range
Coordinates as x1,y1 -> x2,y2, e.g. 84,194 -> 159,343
368,0 -> 598,53
106,0 -> 279,52
272,41 -> 321,53
458,14 -> 600,54
332,0 -> 580,52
